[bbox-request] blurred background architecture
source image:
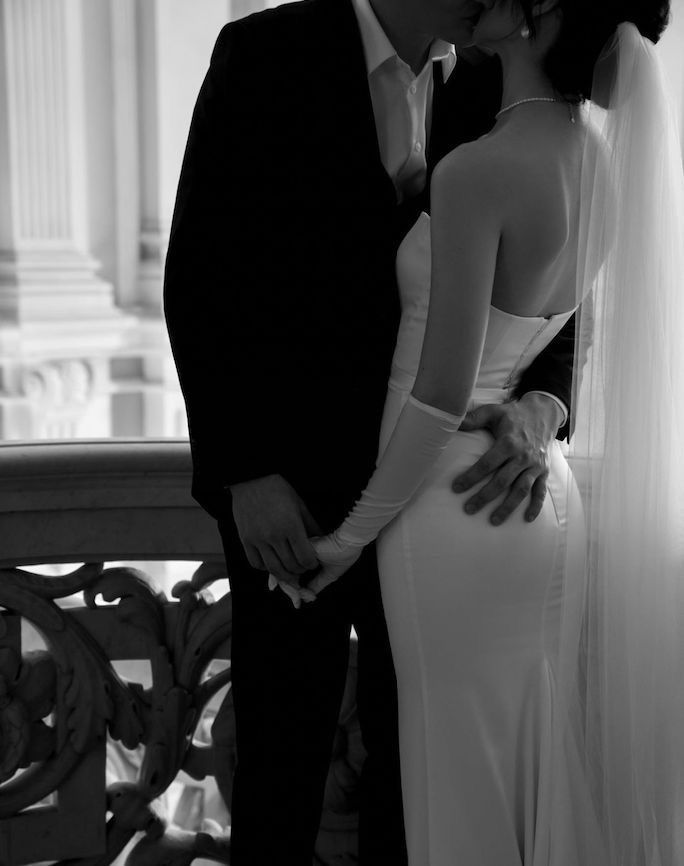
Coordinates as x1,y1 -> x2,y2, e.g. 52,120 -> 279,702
0,0 -> 682,446
0,0 -> 281,443
0,3 -> 682,864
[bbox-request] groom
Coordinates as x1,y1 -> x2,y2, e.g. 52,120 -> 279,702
164,0 -> 574,863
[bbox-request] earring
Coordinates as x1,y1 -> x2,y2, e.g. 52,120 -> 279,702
520,25 -> 530,38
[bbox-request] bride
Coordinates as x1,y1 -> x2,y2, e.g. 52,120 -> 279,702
273,0 -> 683,862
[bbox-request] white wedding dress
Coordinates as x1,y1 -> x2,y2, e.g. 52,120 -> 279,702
377,211 -> 605,865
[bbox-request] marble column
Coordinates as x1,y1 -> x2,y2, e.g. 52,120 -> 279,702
0,0 -> 122,327
129,0 -> 229,437
0,0 -> 133,438
134,0 -> 231,314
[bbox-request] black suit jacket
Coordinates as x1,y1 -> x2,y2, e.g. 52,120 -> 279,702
163,0 -> 575,532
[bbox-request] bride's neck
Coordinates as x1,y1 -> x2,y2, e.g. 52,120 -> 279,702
498,52 -> 558,109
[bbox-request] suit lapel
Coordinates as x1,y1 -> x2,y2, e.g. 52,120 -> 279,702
311,0 -> 396,206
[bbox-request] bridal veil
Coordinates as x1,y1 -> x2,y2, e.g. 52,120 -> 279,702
558,20 -> 684,864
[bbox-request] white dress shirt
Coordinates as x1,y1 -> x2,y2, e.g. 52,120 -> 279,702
350,0 -> 569,427
351,0 -> 456,201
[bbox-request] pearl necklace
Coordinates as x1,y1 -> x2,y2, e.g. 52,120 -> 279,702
496,97 -> 575,124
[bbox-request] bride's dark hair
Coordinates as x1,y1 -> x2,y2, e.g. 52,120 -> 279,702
517,0 -> 671,102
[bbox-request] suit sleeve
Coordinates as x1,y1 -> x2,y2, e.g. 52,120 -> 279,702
163,23 -> 285,519
513,312 -> 576,441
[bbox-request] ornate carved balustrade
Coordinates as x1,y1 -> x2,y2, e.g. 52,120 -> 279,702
0,441 -> 364,866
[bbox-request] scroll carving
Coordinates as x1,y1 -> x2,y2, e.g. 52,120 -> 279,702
0,561 -> 364,865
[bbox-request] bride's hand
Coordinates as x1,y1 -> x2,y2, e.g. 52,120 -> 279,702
304,534 -> 364,599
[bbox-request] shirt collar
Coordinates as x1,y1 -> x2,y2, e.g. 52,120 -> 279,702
351,0 -> 457,81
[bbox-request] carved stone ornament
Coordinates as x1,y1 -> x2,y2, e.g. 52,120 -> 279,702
0,561 -> 364,866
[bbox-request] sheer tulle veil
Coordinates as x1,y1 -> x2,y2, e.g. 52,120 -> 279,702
558,20 -> 684,864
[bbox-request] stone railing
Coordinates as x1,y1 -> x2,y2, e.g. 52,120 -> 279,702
0,441 -> 363,866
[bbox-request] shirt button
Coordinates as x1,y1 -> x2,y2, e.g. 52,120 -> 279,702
414,141 -> 423,153
409,83 -> 417,95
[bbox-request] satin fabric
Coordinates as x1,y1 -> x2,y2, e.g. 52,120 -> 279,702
378,213 -> 605,865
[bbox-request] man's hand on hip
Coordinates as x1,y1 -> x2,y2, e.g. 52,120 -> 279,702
452,393 -> 564,525
229,474 -> 321,585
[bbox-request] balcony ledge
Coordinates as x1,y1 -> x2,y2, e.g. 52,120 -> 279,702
0,439 -> 223,567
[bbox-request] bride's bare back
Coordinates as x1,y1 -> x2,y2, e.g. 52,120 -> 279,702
447,108 -> 589,319
415,106 -> 595,416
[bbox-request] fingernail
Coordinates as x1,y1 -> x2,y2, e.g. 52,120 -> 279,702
453,483 -> 465,492
465,504 -> 477,515
490,515 -> 501,526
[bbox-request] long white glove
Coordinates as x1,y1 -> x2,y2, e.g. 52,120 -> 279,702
305,394 -> 464,598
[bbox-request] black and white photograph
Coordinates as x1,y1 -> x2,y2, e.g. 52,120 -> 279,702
0,0 -> 683,864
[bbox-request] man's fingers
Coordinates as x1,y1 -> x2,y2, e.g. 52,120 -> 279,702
457,404 -> 495,432
230,475 -> 322,579
259,546 -> 299,584
273,540 -> 306,575
247,528 -> 315,577
245,544 -> 266,572
258,546 -> 281,577
452,399 -> 554,522
452,449 -> 507,493
289,534 -> 320,573
461,460 -> 525,516
525,475 -> 548,523
489,472 -> 538,525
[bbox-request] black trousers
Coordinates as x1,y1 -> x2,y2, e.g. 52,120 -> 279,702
218,517 -> 408,866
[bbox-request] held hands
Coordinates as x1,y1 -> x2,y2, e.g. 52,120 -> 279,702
306,534 -> 363,596
454,394 -> 563,525
269,533 -> 362,608
230,474 -> 321,608
249,393 -> 563,607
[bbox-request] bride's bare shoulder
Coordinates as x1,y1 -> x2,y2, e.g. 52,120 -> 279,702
432,119 -> 587,210
430,135 -> 533,218
430,138 -> 511,205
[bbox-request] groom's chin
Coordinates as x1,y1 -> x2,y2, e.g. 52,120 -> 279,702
455,45 -> 496,64
448,12 -> 484,49
450,25 -> 478,49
